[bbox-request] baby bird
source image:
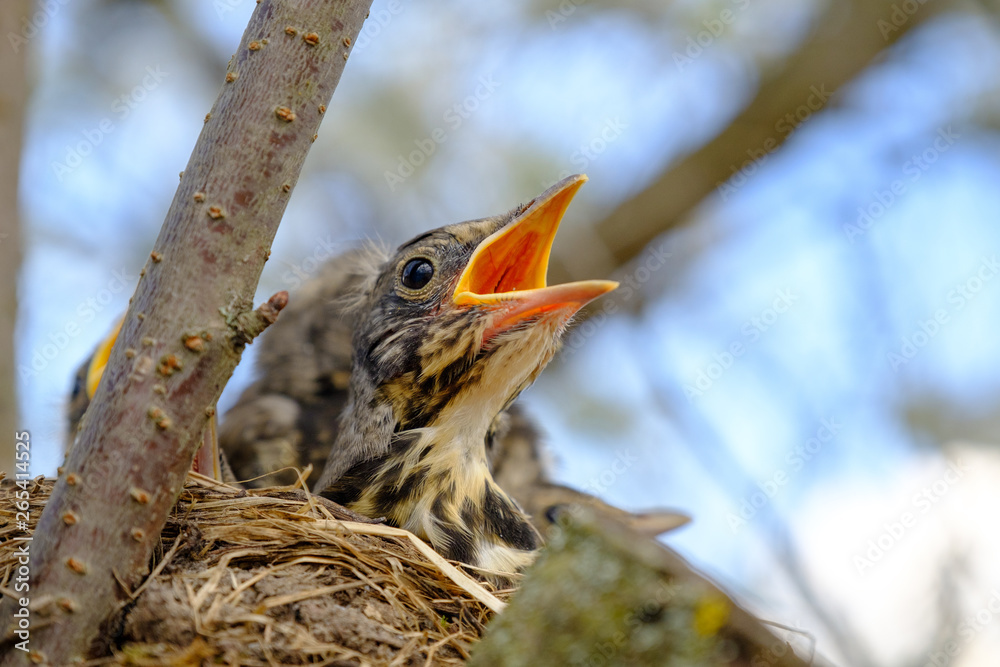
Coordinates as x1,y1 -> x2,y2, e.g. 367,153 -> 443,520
311,175 -> 616,573
71,175 -> 685,575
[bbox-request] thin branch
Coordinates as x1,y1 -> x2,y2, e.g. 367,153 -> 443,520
555,0 -> 956,280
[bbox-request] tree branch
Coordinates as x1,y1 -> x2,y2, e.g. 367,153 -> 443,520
0,1 -> 372,662
567,0 -> 954,276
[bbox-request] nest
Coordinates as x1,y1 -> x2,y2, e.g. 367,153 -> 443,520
0,474 -> 511,666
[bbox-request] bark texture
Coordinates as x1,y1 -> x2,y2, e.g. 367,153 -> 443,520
0,1 -> 372,663
0,0 -> 29,480
470,509 -> 815,667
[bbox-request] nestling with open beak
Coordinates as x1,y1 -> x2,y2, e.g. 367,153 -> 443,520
68,175 -> 624,575
315,174 -> 617,573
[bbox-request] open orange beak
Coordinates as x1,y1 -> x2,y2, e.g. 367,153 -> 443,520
452,174 -> 618,333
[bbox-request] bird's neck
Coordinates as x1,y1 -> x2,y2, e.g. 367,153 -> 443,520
323,402 -> 540,573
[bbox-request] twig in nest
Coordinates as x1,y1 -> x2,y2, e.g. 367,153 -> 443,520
311,520 -> 506,613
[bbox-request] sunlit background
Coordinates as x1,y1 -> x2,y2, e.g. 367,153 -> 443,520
9,0 -> 1000,664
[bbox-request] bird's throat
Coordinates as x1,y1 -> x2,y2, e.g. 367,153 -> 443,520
321,420 -> 539,574
321,301 -> 568,573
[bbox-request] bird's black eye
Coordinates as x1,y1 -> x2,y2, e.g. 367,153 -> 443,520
71,368 -> 85,400
401,258 -> 434,290
545,504 -> 568,525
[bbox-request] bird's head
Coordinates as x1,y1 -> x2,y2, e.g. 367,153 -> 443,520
341,174 -> 617,447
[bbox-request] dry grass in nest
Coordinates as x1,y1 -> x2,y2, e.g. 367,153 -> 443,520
0,473 -> 514,666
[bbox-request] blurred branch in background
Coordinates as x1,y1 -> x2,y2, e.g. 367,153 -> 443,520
118,0 -> 228,82
555,0 -> 957,284
0,0 -> 30,475
644,356 -> 879,667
